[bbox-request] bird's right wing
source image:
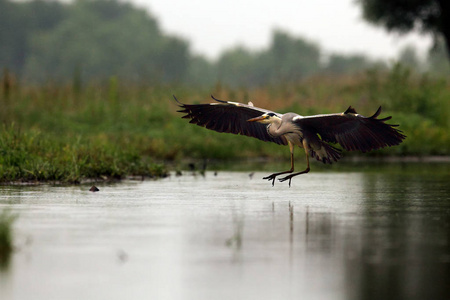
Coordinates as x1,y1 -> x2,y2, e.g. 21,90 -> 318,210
174,95 -> 288,145
294,106 -> 406,152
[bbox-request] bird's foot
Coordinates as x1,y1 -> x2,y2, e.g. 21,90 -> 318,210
278,175 -> 293,187
263,174 -> 278,186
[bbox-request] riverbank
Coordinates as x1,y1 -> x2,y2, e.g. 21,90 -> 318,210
1,71 -> 448,183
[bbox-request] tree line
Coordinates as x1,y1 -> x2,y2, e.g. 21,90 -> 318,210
0,0 -> 448,87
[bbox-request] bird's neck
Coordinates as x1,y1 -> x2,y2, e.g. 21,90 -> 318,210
266,119 -> 282,137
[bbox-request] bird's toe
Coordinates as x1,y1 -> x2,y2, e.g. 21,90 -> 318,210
263,174 -> 277,186
278,175 -> 293,186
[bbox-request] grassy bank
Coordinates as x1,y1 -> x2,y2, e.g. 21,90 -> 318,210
0,66 -> 449,183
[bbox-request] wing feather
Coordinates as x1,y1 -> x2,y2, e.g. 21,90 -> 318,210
295,106 -> 405,152
174,96 -> 288,146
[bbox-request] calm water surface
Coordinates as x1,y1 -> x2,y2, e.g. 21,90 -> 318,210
0,163 -> 449,300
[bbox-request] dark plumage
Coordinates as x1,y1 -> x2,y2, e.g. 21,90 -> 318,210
177,96 -> 288,145
174,95 -> 406,186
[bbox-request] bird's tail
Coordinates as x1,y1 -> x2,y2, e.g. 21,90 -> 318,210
309,142 -> 341,164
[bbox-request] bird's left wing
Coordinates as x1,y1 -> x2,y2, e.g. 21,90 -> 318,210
294,106 -> 405,152
174,95 -> 288,145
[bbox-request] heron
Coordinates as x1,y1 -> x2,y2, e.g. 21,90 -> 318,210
174,95 -> 406,186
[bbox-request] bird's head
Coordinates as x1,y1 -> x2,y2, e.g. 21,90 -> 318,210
247,112 -> 279,124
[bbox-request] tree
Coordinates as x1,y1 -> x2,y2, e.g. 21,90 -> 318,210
398,45 -> 424,72
216,47 -> 262,87
268,30 -> 321,82
325,54 -> 373,74
0,0 -> 66,75
214,30 -> 322,87
186,56 -> 216,86
427,37 -> 450,75
24,0 -> 189,83
358,0 -> 450,60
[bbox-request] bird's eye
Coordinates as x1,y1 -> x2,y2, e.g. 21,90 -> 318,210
267,113 -> 276,117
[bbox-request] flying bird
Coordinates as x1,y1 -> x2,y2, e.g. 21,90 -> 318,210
174,95 -> 405,186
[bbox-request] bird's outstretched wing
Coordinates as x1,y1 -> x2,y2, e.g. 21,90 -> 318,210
295,106 -> 405,152
174,95 -> 288,145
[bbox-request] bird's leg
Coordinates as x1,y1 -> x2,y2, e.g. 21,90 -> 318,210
263,142 -> 295,186
279,142 -> 311,187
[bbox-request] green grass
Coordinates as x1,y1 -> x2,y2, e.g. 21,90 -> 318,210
0,67 -> 449,183
0,125 -> 167,183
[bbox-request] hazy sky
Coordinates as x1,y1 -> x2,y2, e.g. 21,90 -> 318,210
131,0 -> 432,61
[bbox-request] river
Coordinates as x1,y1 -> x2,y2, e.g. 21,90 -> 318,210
0,162 -> 449,300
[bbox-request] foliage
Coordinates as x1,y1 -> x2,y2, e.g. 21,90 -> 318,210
23,0 -> 189,83
0,4 -> 448,185
325,54 -> 387,75
3,0 -> 441,87
427,37 -> 450,76
216,47 -> 261,87
0,0 -> 66,76
359,65 -> 449,155
268,30 -> 321,82
359,0 -> 440,32
0,124 -> 168,183
397,45 -> 424,72
212,30 -> 355,87
358,0 -> 450,59
187,56 -> 217,86
0,66 -> 448,183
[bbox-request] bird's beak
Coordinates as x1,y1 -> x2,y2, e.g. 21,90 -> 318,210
247,116 -> 266,122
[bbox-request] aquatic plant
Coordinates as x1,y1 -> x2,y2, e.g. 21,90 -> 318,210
0,209 -> 16,267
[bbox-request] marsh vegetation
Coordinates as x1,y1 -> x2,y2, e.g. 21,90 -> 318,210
0,65 -> 448,183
